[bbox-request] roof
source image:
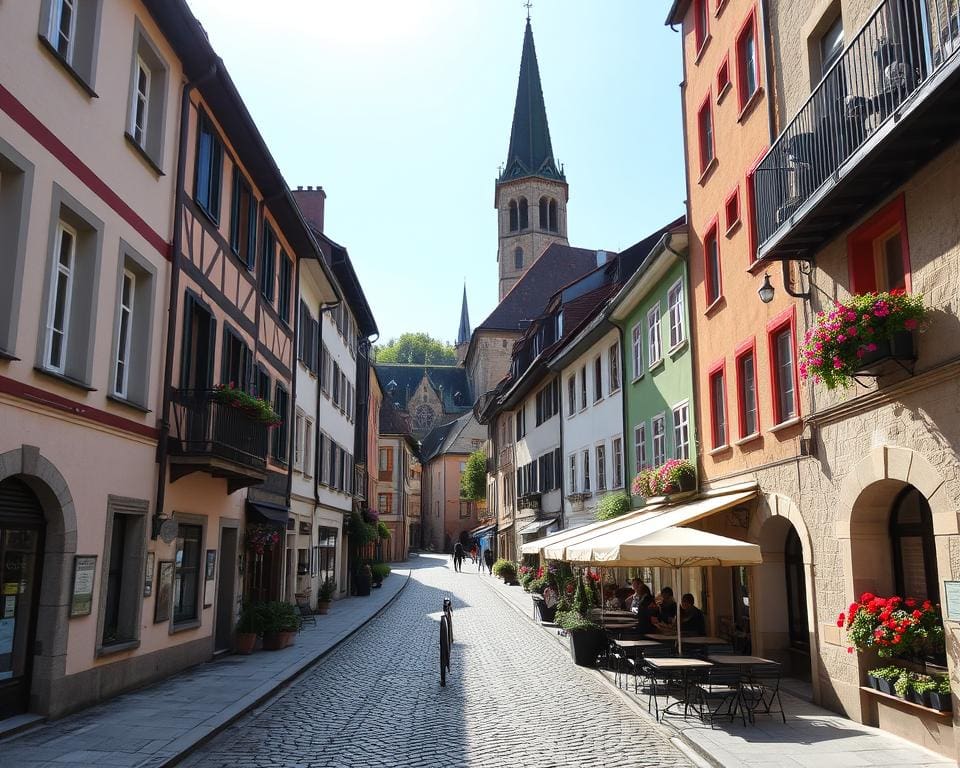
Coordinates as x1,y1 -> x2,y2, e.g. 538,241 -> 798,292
312,228 -> 378,338
420,411 -> 477,462
665,0 -> 691,26
500,19 -> 564,183
374,364 -> 473,413
379,398 -> 411,436
457,285 -> 471,346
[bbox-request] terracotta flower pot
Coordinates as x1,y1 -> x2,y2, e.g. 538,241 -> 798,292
262,631 -> 284,651
235,632 -> 257,655
280,630 -> 296,648
317,600 -> 331,615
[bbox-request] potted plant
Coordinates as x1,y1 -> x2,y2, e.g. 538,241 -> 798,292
371,562 -> 390,587
246,524 -> 281,556
212,384 -> 281,425
840,593 -> 944,658
318,578 -> 336,615
631,468 -> 662,499
556,610 -> 603,667
800,290 -> 926,389
491,558 -> 517,584
909,674 -> 937,707
277,601 -> 301,648
929,676 -> 953,712
594,491 -> 631,521
658,459 -> 697,494
234,602 -> 260,655
867,665 -> 903,695
260,602 -> 284,651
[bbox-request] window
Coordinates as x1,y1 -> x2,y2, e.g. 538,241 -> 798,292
518,197 -> 529,229
272,384 -> 290,463
515,408 -> 526,440
735,340 -> 759,438
255,365 -> 270,402
508,200 -> 518,232
736,11 -> 760,110
108,248 -> 155,405
579,365 -> 587,410
320,343 -> 329,394
593,356 -> 603,402
304,417 -> 314,478
328,443 -> 339,490
44,221 -> 76,374
634,423 -> 647,472
221,326 -> 251,390
535,380 -> 559,425
126,28 -> 168,166
568,454 -> 577,493
173,523 -> 202,624
847,196 -> 910,294
709,365 -> 727,448
890,487 -> 939,603
278,254 -> 292,324
697,97 -> 714,174
608,342 -> 621,392
672,403 -> 690,459
612,437 -> 623,488
596,444 -> 607,492
567,375 -> 576,416
332,361 -> 341,406
43,0 -> 100,88
582,449 -> 591,492
667,280 -> 685,349
514,246 -> 523,270
724,188 -> 740,234
379,493 -> 393,514
259,225 -> 276,302
716,55 -> 731,99
100,497 -> 146,648
194,114 -> 223,222
647,303 -> 662,367
704,221 -> 722,305
111,270 -> 133,398
819,14 -> 844,78
549,199 -> 558,232
652,414 -> 666,466
318,433 -> 328,484
694,0 -> 710,52
294,410 -> 305,471
768,309 -> 798,425
0,143 -> 33,357
230,171 -> 257,269
379,447 -> 393,476
631,323 -> 643,379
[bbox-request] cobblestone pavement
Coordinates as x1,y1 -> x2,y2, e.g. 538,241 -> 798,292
181,555 -> 691,768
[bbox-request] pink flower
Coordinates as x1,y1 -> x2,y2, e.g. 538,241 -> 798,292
833,357 -> 843,369
814,342 -> 823,352
856,348 -> 865,358
837,335 -> 846,343
866,343 -> 877,352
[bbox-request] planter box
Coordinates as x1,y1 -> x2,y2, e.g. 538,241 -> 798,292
876,677 -> 896,696
866,674 -> 880,690
532,595 -> 556,624
567,628 -> 604,667
853,330 -> 915,376
928,692 -> 953,712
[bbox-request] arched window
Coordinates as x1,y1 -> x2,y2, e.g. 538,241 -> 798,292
514,246 -> 523,270
539,197 -> 549,229
508,200 -> 519,232
518,197 -> 529,230
890,486 -> 938,601
549,199 -> 559,232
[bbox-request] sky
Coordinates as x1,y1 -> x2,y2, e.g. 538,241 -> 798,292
185,1 -> 687,345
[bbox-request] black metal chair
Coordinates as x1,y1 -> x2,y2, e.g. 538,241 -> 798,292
741,663 -> 786,723
639,646 -> 678,721
296,601 -> 317,628
695,666 -> 747,726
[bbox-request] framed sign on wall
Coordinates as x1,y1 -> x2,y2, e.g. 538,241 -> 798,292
143,552 -> 156,597
69,555 -> 97,617
154,560 -> 174,623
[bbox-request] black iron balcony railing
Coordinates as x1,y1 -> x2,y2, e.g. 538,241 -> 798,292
169,388 -> 269,471
754,0 -> 960,259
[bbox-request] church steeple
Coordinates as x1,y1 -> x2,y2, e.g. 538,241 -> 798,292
500,19 -> 564,182
456,285 -> 471,346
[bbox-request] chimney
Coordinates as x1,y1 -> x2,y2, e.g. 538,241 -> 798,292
292,185 -> 326,232
596,249 -> 607,267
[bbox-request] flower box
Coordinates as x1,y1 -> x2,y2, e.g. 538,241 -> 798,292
928,691 -> 952,712
852,330 -> 915,376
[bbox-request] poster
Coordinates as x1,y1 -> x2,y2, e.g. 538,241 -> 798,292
69,555 -> 97,617
143,552 -> 155,597
944,580 -> 960,621
154,561 -> 174,623
2,596 -> 15,619
205,550 -> 217,581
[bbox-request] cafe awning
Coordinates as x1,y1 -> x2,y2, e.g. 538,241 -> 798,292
470,522 -> 497,538
246,500 -> 290,526
518,517 -> 559,536
534,505 -> 666,560
565,525 -> 762,567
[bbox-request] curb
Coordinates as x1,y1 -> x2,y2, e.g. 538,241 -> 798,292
162,569 -> 412,767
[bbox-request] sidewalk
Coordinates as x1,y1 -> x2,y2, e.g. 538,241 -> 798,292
0,567 -> 410,768
478,572 -> 954,768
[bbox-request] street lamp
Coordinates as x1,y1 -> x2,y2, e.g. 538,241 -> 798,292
757,272 -> 775,304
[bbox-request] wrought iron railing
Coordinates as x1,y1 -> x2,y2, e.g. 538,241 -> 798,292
169,388 -> 269,470
754,0 -> 959,254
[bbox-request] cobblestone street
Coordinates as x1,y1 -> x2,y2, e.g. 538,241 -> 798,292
182,555 -> 690,768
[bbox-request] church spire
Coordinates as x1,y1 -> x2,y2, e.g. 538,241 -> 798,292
456,284 -> 471,346
500,18 -> 564,183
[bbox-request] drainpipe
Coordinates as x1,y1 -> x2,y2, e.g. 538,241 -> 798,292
759,0 -> 778,143
153,64 -> 218,539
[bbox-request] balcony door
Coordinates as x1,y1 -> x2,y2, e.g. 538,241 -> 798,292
182,294 -> 216,392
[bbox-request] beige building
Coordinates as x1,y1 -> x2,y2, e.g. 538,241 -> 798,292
376,400 -> 421,561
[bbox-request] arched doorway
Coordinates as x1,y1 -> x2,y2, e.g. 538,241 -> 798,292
0,478 -> 45,718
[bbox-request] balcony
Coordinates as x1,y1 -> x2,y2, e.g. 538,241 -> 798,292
168,388 -> 269,491
754,0 -> 960,261
517,493 -> 542,512
498,445 -> 514,469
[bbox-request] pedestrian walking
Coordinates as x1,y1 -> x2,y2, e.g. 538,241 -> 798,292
453,541 -> 464,572
477,546 -> 483,572
469,544 -> 478,564
483,548 -> 494,575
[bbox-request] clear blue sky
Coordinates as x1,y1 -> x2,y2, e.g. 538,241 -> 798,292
186,1 -> 687,345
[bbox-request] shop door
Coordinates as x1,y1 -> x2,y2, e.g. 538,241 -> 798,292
214,527 -> 238,653
0,479 -> 45,719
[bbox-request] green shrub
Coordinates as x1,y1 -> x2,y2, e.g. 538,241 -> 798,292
555,610 -> 599,632
894,671 -> 914,698
258,601 -> 301,633
912,675 -> 937,695
519,572 -> 535,591
370,562 -> 391,582
236,603 -> 262,634
318,578 -> 336,601
492,559 -> 517,581
377,521 -> 391,540
572,573 -> 588,616
867,665 -> 905,681
595,491 -> 631,521
936,675 -> 952,695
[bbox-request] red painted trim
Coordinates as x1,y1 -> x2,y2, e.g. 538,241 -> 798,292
734,336 -> 758,438
744,150 -> 766,265
846,194 -> 911,293
735,7 -> 761,112
716,53 -> 731,100
707,358 -> 727,448
696,93 -> 715,173
765,305 -> 800,424
694,0 -> 710,52
724,185 -> 741,233
0,374 -> 158,439
0,83 -> 172,261
703,216 -> 723,306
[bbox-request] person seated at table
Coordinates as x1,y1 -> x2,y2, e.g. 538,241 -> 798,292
627,578 -> 653,613
679,593 -> 706,636
602,584 -> 623,611
651,586 -> 677,628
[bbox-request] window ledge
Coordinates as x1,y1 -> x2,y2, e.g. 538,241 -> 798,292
96,639 -> 140,658
0,349 -> 20,362
697,156 -> 719,186
704,295 -> 726,317
708,444 -> 732,456
648,358 -> 665,374
609,386 -> 622,396
631,374 -> 644,384
725,219 -> 742,238
668,339 -> 689,357
593,397 -> 604,405
124,133 -> 165,176
716,81 -> 732,105
170,619 -> 201,634
38,35 -> 98,98
734,432 -> 762,447
107,394 -> 151,414
694,34 -> 712,65
34,366 -> 96,392
769,416 -> 802,433
715,0 -> 728,16
737,87 -> 764,124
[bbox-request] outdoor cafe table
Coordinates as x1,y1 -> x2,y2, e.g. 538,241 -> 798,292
707,654 -> 776,667
643,657 -> 713,721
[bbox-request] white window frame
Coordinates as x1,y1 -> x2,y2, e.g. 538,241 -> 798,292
631,323 -> 643,380
112,268 -> 135,397
579,366 -> 587,411
304,417 -> 314,478
668,279 -> 685,349
49,0 -> 78,63
652,414 -> 666,466
582,449 -> 591,492
45,221 -> 77,374
130,55 -> 151,148
612,437 -> 624,489
647,302 -> 662,368
634,423 -> 647,473
672,401 -> 690,460
293,409 -> 305,471
567,375 -> 576,417
595,443 -> 607,492
568,453 -> 577,494
608,341 -> 620,393
593,355 -> 603,403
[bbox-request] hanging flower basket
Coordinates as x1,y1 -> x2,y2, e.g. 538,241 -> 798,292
246,523 -> 281,555
212,384 -> 282,426
800,291 -> 926,389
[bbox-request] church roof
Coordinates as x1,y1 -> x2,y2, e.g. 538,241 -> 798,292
500,19 -> 564,183
374,364 -> 473,413
457,285 -> 471,346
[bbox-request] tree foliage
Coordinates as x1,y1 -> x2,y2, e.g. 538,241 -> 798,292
374,332 -> 457,365
460,450 -> 487,502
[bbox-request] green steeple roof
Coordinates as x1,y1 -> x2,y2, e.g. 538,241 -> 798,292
500,19 -> 564,183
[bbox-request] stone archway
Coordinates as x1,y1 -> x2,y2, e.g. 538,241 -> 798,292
0,445 -> 77,716
747,493 -> 820,699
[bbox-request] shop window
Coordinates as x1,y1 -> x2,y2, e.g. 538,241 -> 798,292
847,196 -> 910,294
99,496 -> 147,650
173,523 -> 202,625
